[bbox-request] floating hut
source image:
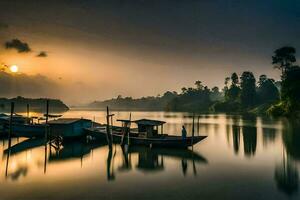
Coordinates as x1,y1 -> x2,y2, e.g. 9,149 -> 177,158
133,119 -> 165,137
48,118 -> 92,138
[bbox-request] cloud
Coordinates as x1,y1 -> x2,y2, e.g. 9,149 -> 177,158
5,39 -> 31,53
36,51 -> 47,57
0,71 -> 61,98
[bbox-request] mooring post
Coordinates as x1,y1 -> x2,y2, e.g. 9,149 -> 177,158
5,102 -> 14,178
26,104 -> 30,124
192,113 -> 195,147
128,112 -> 131,146
106,106 -> 112,149
46,99 -> 49,124
197,116 -> 200,136
8,102 -> 14,148
110,114 -> 114,143
45,99 -> 49,144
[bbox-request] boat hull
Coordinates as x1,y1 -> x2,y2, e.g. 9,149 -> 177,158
10,124 -> 46,138
85,128 -> 207,148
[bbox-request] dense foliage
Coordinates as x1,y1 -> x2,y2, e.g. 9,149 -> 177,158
0,96 -> 69,112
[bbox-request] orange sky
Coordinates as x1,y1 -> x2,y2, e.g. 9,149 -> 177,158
0,0 -> 298,104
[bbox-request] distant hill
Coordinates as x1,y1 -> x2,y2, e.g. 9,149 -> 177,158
79,88 -> 218,112
0,96 -> 69,113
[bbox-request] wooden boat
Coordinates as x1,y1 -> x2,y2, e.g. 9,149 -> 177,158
10,124 -> 46,138
85,118 -> 207,148
0,113 -> 27,133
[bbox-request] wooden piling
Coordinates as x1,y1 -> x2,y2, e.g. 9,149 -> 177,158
45,99 -> 49,123
192,113 -> 195,146
110,114 -> 114,143
8,102 -> 14,147
106,106 -> 112,149
6,102 -> 14,177
45,99 -> 49,144
197,116 -> 200,136
26,104 -> 30,124
128,112 -> 131,146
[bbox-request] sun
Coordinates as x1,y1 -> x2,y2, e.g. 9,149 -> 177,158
10,65 -> 19,73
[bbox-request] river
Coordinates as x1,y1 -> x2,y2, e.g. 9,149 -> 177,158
0,110 -> 299,200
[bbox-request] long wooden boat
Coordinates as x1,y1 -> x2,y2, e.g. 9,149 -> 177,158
86,128 -> 206,148
10,124 -> 46,138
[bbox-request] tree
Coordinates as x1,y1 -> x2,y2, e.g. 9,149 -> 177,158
281,65 -> 300,111
211,86 -> 219,93
223,77 -> 231,99
258,74 -> 267,86
240,71 -> 257,107
257,75 -> 279,103
231,72 -> 239,85
226,72 -> 241,102
181,87 -> 187,94
210,86 -> 222,101
195,80 -> 203,90
224,77 -> 230,87
272,46 -> 296,75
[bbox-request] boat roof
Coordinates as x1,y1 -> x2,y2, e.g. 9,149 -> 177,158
117,119 -> 132,123
135,119 -> 166,126
0,113 -> 8,118
44,114 -> 63,118
48,118 -> 91,125
117,118 -> 166,126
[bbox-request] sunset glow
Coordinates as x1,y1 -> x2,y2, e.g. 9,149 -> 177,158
9,65 -> 19,73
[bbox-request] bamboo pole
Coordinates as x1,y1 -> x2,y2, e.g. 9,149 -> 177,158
45,99 -> 49,142
110,114 -> 114,143
106,106 -> 112,149
192,113 -> 195,147
128,112 -> 131,146
45,99 -> 49,124
197,116 -> 200,136
8,102 -> 14,148
26,104 -> 30,124
6,102 -> 14,177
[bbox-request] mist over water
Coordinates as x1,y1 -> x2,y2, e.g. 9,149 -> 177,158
0,111 -> 299,200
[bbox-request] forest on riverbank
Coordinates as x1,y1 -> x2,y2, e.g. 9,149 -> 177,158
85,46 -> 300,117
0,96 -> 69,113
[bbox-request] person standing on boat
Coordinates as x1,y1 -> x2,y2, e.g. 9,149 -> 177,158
182,126 -> 187,140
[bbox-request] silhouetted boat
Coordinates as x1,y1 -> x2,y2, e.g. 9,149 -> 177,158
0,113 -> 27,133
85,119 -> 207,148
11,124 -> 46,138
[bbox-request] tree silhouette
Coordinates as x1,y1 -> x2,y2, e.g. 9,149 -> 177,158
231,72 -> 239,85
226,72 -> 241,102
257,75 -> 279,103
240,71 -> 257,107
195,80 -> 204,90
272,46 -> 296,75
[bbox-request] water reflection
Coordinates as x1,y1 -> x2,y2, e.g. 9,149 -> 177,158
275,154 -> 299,196
242,126 -> 257,157
0,112 -> 300,200
262,128 -> 277,147
232,125 -> 240,154
106,144 -> 207,181
283,120 -> 300,161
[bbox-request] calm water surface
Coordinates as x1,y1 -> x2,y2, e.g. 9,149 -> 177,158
0,110 -> 300,200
